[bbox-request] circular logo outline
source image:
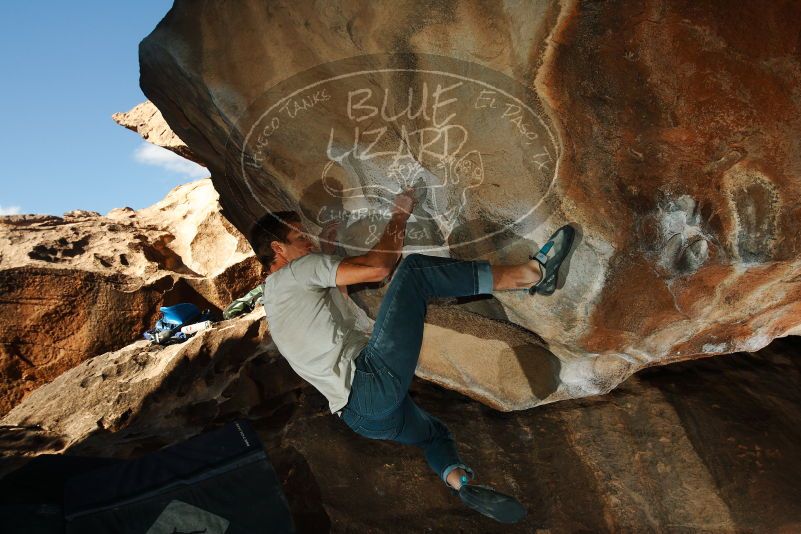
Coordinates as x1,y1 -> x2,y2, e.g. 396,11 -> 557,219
231,54 -> 561,254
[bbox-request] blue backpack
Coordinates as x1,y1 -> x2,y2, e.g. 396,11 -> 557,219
144,303 -> 213,345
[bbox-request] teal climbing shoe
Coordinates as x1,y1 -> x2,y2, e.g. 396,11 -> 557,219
458,484 -> 527,524
529,224 -> 575,296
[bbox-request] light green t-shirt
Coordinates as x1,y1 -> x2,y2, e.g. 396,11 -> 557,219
261,253 -> 373,415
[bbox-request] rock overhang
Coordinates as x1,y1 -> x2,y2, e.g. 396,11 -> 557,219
136,0 -> 801,409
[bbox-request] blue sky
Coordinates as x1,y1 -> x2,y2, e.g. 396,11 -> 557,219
0,1 -> 207,216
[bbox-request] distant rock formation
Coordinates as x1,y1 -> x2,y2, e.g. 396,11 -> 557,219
0,179 -> 263,415
112,100 -> 203,165
136,0 -> 801,409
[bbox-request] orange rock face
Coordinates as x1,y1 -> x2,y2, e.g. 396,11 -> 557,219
540,1 -> 801,358
138,0 -> 801,408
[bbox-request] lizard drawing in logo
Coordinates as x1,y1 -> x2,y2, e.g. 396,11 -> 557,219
319,148 -> 484,248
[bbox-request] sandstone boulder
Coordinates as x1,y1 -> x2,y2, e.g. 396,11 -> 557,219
0,179 -> 263,415
137,0 -> 801,409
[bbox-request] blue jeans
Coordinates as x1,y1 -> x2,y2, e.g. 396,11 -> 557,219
341,253 -> 494,485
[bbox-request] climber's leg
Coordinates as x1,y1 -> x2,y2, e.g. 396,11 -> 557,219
362,253 -> 497,401
393,394 -> 476,487
356,253 -> 542,417
490,262 -> 543,291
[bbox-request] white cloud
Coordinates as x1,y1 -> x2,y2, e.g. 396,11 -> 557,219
134,142 -> 208,180
0,205 -> 21,215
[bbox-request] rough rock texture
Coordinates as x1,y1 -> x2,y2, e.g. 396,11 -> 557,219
2,316 -> 800,532
112,100 -> 203,165
0,308 -> 283,456
0,179 -> 262,415
136,0 -> 801,409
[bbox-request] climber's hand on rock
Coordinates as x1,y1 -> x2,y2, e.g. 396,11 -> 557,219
391,187 -> 417,220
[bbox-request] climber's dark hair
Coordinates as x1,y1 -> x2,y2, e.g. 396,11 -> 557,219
249,210 -> 301,268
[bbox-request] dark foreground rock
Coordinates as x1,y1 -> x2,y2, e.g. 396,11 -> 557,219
271,338 -> 801,533
2,315 -> 799,532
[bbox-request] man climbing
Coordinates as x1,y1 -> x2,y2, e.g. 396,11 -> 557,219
251,188 -> 574,524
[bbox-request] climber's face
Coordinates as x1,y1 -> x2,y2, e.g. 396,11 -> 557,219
273,221 -> 315,263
